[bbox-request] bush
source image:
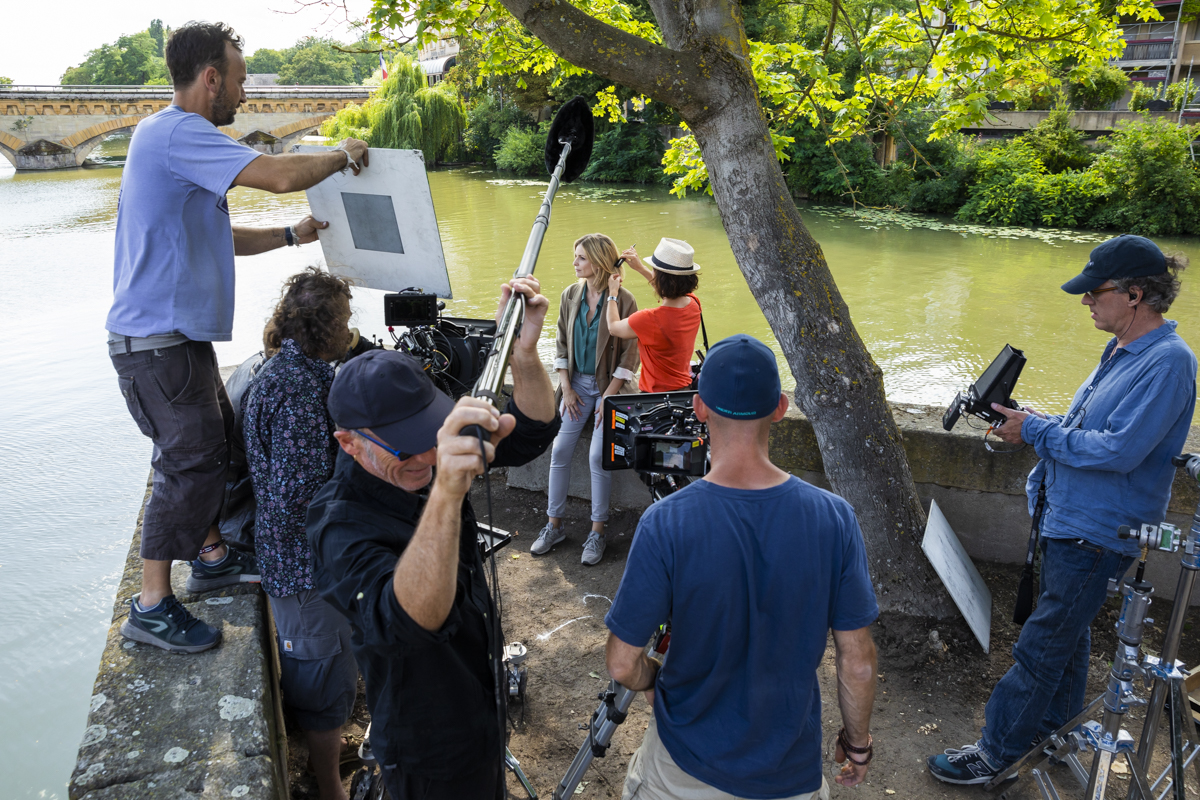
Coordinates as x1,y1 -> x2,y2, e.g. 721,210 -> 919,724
1088,116 -> 1200,236
1067,64 -> 1129,110
495,123 -> 548,175
784,125 -> 904,206
463,95 -> 533,166
1127,82 -> 1164,112
1167,79 -> 1199,112
955,140 -> 1105,227
1023,108 -> 1094,173
582,123 -> 670,183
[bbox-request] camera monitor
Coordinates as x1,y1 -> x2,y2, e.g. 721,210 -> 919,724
384,291 -> 440,327
296,146 -> 453,298
601,391 -> 707,476
942,344 -> 1026,431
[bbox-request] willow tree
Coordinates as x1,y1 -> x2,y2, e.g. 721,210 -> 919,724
323,55 -> 466,164
360,0 -> 1153,616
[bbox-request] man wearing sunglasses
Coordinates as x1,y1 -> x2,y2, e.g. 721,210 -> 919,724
927,235 -> 1196,786
306,277 -> 559,800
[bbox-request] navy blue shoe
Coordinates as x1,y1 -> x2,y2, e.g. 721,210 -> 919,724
186,546 -> 260,593
120,594 -> 221,654
927,742 -> 1012,785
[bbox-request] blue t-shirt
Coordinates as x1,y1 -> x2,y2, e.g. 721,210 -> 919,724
106,105 -> 261,342
605,476 -> 878,799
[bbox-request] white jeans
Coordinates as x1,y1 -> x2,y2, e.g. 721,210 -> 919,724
546,373 -> 611,523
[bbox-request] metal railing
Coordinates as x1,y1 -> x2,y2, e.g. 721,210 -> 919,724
1118,40 -> 1177,61
1119,21 -> 1179,39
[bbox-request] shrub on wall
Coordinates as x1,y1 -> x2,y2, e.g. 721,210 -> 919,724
582,123 -> 670,184
494,123 -> 548,175
1067,64 -> 1130,110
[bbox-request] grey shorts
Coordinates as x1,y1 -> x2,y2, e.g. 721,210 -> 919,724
269,589 -> 358,732
110,340 -> 233,561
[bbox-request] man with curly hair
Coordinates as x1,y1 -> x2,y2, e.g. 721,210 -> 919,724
927,235 -> 1197,786
242,269 -> 357,800
107,20 -> 369,654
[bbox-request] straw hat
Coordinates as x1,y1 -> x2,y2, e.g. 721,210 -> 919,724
647,238 -> 702,274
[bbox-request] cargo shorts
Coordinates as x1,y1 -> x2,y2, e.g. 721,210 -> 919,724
111,340 -> 233,562
268,589 -> 359,731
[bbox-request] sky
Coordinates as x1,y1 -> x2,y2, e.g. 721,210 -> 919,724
2,0 -> 379,85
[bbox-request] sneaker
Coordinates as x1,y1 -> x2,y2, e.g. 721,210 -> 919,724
581,531 -> 606,566
185,546 -> 261,593
530,522 -> 566,555
927,742 -> 1010,785
120,594 -> 221,653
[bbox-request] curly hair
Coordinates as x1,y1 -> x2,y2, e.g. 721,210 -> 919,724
1112,252 -> 1188,314
263,268 -> 354,361
654,270 -> 699,300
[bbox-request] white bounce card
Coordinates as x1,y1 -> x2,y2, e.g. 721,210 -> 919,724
295,146 -> 452,297
921,499 -> 992,653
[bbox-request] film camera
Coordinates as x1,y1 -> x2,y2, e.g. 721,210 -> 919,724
381,289 -> 496,399
942,344 -> 1026,431
600,391 -> 708,498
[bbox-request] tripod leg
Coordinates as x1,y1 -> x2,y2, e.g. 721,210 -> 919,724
1127,751 -> 1157,800
552,681 -> 637,800
506,748 -> 538,799
986,694 -> 1106,789
1086,748 -> 1114,800
1174,679 -> 1200,795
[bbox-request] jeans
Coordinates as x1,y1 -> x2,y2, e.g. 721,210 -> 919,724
979,536 -> 1134,767
546,373 -> 611,523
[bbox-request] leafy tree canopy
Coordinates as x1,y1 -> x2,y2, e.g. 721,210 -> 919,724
278,38 -> 357,85
0,77 -> 12,86
61,29 -> 168,85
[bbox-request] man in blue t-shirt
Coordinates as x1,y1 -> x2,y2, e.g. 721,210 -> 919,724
605,334 -> 880,800
108,21 -> 370,656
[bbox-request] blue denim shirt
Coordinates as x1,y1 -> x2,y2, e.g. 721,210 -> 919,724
1022,320 -> 1196,557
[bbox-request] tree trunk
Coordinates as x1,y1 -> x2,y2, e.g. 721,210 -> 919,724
500,0 -> 956,617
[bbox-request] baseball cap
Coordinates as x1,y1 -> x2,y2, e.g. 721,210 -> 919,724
1061,235 -> 1167,294
697,334 -> 781,420
327,350 -> 454,455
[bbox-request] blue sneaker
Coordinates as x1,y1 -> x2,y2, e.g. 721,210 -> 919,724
927,742 -> 1011,785
120,594 -> 221,653
185,546 -> 260,593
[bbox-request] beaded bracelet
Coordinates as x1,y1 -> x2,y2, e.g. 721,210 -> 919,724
837,728 -> 873,765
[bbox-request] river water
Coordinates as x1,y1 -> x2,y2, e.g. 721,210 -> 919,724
1,137 -> 1198,797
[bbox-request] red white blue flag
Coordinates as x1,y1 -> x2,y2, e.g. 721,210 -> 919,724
379,53 -> 388,80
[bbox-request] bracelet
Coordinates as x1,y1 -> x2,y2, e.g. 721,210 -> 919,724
837,728 -> 873,765
284,225 -> 296,247
337,147 -> 355,174
607,296 -> 618,302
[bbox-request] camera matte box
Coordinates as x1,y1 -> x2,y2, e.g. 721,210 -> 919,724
601,391 -> 700,471
295,146 -> 453,297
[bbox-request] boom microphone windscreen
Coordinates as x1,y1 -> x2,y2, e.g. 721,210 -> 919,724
544,96 -> 594,182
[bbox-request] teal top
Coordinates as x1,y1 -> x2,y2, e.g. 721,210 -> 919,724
573,289 -> 604,375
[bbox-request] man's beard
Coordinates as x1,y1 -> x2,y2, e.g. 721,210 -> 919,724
212,81 -> 238,127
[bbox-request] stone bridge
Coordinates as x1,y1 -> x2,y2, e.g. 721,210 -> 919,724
0,85 -> 372,170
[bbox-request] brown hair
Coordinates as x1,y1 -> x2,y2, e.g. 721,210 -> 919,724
574,233 -> 622,293
1112,252 -> 1188,314
263,268 -> 354,361
654,271 -> 699,300
166,22 -> 243,86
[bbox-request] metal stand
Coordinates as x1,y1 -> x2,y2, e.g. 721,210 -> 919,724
987,453 -> 1200,799
551,678 -> 641,799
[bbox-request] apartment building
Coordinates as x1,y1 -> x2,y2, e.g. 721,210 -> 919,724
1112,0 -> 1200,98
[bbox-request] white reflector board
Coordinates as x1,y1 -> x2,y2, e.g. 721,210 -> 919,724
295,146 -> 452,297
922,499 -> 992,653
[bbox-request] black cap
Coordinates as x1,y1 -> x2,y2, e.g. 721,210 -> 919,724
327,350 -> 454,455
1061,235 -> 1167,294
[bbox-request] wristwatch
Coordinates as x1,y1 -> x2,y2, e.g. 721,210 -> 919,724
284,225 -> 296,247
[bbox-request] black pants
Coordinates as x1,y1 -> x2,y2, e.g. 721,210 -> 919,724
111,340 -> 233,561
382,760 -> 502,800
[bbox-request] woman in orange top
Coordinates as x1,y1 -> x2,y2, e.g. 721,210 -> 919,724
606,237 -> 703,392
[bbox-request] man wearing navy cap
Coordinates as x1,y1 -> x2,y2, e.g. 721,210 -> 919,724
928,235 -> 1196,785
305,277 -> 559,800
605,334 -> 880,800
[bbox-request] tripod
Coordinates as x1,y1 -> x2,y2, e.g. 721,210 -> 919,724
986,453 -> 1200,800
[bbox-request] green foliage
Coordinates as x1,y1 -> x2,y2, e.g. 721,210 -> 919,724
0,77 -> 12,86
61,29 -> 167,85
956,140 -> 1106,227
278,38 -> 356,85
462,94 -> 533,166
1128,81 -> 1165,112
494,123 -> 548,175
1023,108 -> 1094,173
581,123 -> 669,183
1088,116 -> 1200,235
322,55 -> 466,164
1167,79 -> 1198,112
246,48 -> 286,74
1067,64 -> 1129,110
148,20 -> 166,57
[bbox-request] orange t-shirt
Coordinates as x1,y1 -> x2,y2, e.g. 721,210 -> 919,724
627,294 -> 703,392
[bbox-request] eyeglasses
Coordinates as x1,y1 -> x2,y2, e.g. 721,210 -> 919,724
355,430 -> 418,462
1084,286 -> 1121,301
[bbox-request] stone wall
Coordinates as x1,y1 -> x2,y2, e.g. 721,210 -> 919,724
508,402 -> 1200,603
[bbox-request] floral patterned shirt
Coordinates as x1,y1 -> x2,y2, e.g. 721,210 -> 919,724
242,338 -> 338,597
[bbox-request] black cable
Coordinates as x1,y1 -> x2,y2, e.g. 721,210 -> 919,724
475,427 -> 509,800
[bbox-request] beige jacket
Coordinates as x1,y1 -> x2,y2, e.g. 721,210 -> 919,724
554,280 -> 640,399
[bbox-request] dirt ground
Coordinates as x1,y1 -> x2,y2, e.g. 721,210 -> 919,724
285,472 -> 1200,800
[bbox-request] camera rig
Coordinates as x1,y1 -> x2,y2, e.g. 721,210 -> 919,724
600,390 -> 709,480
380,289 -> 496,400
942,344 -> 1026,431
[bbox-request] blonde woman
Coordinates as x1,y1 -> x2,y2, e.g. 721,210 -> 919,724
531,233 -> 640,565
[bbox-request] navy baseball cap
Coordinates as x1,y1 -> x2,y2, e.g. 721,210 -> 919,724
1061,235 -> 1167,294
698,334 -> 782,420
328,350 -> 454,455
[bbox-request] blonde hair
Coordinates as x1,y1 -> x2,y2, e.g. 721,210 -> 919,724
574,233 -> 622,293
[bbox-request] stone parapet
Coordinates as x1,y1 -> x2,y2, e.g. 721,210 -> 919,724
69,477 -> 286,800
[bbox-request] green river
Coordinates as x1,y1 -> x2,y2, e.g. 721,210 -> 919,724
1,135 -> 1198,797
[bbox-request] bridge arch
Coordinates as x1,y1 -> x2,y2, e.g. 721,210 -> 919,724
0,131 -> 22,168
60,115 -> 148,165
